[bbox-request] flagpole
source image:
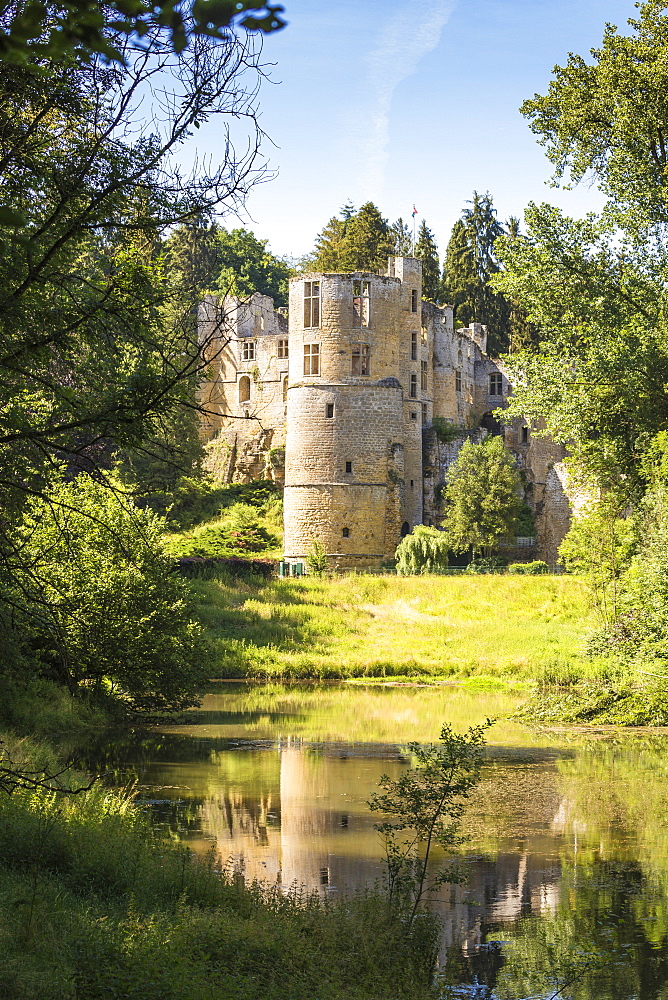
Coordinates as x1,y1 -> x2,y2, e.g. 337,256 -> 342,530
411,205 -> 418,254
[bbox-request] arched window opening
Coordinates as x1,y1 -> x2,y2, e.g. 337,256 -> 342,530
239,375 -> 251,403
342,527 -> 350,538
401,521 -> 410,538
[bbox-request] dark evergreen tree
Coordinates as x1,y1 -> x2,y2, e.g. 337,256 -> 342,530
312,202 -> 394,272
391,217 -> 413,255
442,219 -> 477,326
414,220 -> 440,302
442,192 -> 511,353
312,213 -> 348,271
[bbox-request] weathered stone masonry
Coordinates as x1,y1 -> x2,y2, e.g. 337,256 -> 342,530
198,257 -> 569,569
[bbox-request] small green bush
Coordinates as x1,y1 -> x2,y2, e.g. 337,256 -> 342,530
508,560 -> 549,575
395,526 -> 449,575
432,416 -> 462,444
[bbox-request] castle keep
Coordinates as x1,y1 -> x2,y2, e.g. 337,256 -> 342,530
199,257 -> 569,569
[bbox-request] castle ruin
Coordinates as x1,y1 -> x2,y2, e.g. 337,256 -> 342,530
199,257 -> 570,569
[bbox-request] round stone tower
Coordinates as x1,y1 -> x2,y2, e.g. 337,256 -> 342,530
283,258 -> 423,571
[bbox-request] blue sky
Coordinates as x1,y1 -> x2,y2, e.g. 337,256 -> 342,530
207,0 -> 638,260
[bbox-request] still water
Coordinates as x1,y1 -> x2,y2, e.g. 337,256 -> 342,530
94,682 -> 668,999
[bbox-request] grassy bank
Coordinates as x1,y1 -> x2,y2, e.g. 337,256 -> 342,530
190,571 -> 595,684
0,737 -> 437,1000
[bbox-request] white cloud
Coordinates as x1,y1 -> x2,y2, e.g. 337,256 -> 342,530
361,0 -> 457,198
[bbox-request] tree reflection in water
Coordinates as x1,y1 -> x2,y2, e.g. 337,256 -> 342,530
81,684 -> 668,1000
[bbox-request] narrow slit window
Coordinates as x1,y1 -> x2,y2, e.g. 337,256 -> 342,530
352,280 -> 371,327
304,343 -> 320,375
410,373 -> 417,398
422,402 -> 428,424
421,360 -> 428,391
455,370 -> 462,393
411,331 -> 417,361
326,403 -> 334,418
277,338 -> 288,359
521,426 -> 529,444
421,325 -> 428,344
489,372 -> 503,396
304,280 -> 320,328
238,375 -> 251,403
345,461 -> 352,474
242,340 -> 255,362
411,289 -> 418,312
351,342 -> 370,375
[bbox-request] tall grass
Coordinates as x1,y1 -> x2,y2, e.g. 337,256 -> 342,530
0,739 -> 438,1000
190,572 -> 595,684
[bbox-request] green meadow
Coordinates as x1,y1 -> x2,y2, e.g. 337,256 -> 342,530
191,571 -> 595,685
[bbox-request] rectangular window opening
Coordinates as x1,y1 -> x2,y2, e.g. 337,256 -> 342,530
522,426 -> 529,444
422,402 -> 428,424
242,340 -> 255,362
326,403 -> 334,418
277,338 -> 288,359
345,461 -> 352,474
304,280 -> 320,328
490,372 -> 503,396
421,360 -> 428,391
410,373 -> 417,398
304,343 -> 320,376
455,370 -> 462,393
410,411 -> 417,420
411,331 -> 417,361
351,342 -> 370,375
411,289 -> 418,312
352,280 -> 371,327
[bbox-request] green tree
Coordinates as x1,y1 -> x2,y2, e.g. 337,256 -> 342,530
414,220 -> 440,302
214,227 -> 292,306
0,21 -> 269,699
520,0 -> 668,231
0,1 -> 285,71
443,436 -> 523,558
311,202 -> 394,272
442,194 -> 511,352
368,721 -> 490,925
391,217 -> 413,256
395,525 -> 449,575
13,479 -> 208,712
442,219 -> 477,324
494,1 -> 668,489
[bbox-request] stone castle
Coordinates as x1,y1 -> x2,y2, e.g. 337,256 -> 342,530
198,257 -> 571,569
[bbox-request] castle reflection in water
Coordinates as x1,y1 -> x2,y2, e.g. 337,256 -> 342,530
167,738 -> 566,954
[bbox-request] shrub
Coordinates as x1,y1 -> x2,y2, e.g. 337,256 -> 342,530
508,560 -> 549,574
395,526 -> 449,575
432,417 -> 462,444
307,539 -> 329,576
15,478 -> 209,712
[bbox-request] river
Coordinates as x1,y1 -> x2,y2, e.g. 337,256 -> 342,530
90,681 -> 668,999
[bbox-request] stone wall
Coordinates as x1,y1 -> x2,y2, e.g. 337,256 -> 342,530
198,293 -> 288,483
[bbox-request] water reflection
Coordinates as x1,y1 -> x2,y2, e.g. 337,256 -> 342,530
87,682 -> 668,1000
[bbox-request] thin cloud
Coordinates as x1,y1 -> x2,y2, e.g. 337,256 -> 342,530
362,0 -> 457,197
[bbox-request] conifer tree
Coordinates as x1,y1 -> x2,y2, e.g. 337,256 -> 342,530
311,202 -> 394,272
313,214 -> 348,270
391,217 -> 413,255
415,220 -> 440,302
442,219 -> 477,325
442,192 -> 511,353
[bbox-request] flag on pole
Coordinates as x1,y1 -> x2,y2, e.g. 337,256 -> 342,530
412,205 -> 418,217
